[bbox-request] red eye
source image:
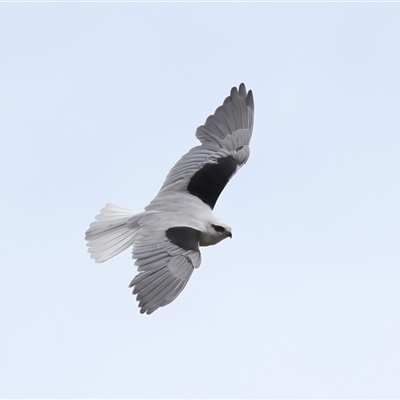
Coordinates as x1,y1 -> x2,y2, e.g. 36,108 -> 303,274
212,224 -> 225,232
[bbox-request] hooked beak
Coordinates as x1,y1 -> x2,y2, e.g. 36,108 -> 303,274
227,231 -> 232,239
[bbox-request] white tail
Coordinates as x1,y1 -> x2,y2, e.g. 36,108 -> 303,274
85,203 -> 143,263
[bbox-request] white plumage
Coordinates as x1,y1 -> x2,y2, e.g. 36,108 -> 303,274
85,83 -> 254,314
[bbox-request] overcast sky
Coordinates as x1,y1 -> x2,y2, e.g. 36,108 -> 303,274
1,3 -> 399,399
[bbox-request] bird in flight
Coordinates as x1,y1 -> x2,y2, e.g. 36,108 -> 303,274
85,83 -> 254,314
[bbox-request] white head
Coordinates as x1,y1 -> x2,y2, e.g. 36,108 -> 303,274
199,220 -> 232,247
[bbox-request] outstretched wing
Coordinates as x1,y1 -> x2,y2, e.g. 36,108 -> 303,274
129,226 -> 202,314
154,83 -> 254,210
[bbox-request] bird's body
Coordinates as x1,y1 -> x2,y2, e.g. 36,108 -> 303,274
85,83 -> 254,314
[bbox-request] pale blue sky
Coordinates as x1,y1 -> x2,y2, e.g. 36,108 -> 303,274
1,3 -> 399,398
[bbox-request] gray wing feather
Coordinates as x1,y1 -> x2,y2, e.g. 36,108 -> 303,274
155,83 -> 254,199
129,231 -> 201,314
196,83 -> 254,144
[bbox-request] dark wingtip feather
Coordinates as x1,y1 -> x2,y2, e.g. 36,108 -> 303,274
230,86 -> 239,97
239,83 -> 246,96
246,90 -> 254,111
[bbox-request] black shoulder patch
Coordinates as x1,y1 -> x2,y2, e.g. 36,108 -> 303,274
165,226 -> 201,252
187,155 -> 239,209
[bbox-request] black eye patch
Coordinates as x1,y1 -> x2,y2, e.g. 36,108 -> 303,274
212,224 -> 226,232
